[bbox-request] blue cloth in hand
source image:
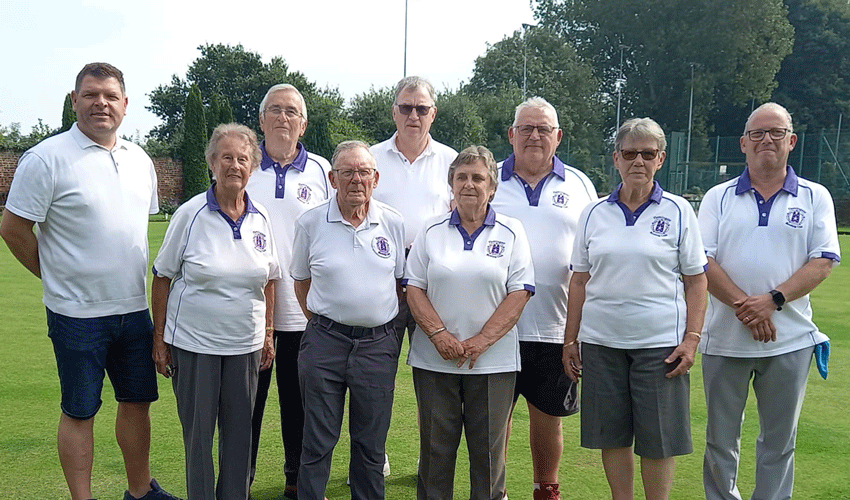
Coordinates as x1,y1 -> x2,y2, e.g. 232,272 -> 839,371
814,341 -> 830,380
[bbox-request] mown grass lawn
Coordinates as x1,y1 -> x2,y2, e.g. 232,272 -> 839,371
1,221 -> 847,499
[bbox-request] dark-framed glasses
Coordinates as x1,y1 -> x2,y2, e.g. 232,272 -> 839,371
515,124 -> 557,136
264,106 -> 302,119
334,168 -> 375,180
619,149 -> 660,161
746,128 -> 789,141
396,104 -> 432,116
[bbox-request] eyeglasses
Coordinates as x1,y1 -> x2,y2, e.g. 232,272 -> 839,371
334,168 -> 375,180
396,104 -> 432,116
515,125 -> 557,136
619,149 -> 660,161
746,128 -> 789,141
264,106 -> 302,119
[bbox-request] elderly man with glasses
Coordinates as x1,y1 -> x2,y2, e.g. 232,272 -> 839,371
246,84 -> 333,499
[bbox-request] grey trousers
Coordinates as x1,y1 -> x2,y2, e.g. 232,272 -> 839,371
412,367 -> 516,500
702,347 -> 814,500
297,316 -> 399,500
171,345 -> 261,500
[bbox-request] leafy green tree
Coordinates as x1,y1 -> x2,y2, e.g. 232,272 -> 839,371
206,93 -> 221,138
468,85 -> 524,161
431,90 -> 486,153
347,86 -> 396,144
773,0 -> 850,131
218,96 -> 234,125
0,120 -> 56,152
181,85 -> 209,201
61,93 -> 76,133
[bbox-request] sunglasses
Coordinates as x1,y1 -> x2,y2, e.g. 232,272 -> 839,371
396,104 -> 432,116
619,149 -> 660,161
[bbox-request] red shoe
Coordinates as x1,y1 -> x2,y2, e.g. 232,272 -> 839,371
533,483 -> 560,500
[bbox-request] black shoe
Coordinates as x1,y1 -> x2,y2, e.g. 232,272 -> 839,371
123,478 -> 182,500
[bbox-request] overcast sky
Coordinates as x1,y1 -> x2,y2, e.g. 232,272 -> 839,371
1,0 -> 535,138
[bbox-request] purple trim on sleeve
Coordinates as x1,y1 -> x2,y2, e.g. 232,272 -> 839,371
703,263 -> 709,272
449,206 -> 496,250
151,265 -> 160,276
523,284 -> 536,295
821,252 -> 840,262
401,278 -> 410,286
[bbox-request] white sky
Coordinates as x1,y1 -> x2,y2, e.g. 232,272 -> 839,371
0,0 -> 535,138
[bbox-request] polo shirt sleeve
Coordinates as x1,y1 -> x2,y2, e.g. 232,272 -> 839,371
4,151 -> 53,222
570,203 -> 594,273
152,203 -> 193,279
289,215 -> 312,281
506,219 -> 535,294
678,200 -> 708,276
393,216 -> 406,279
148,161 -> 160,215
403,226 -> 429,290
697,186 -> 721,260
809,184 -> 841,265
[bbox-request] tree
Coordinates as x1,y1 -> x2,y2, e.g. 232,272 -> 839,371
347,86 -> 397,144
181,85 -> 209,201
773,0 -> 850,131
61,93 -> 76,133
465,27 -> 601,160
534,0 -> 794,137
431,89 -> 486,153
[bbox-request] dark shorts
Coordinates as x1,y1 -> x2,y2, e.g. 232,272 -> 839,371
514,341 -> 578,417
579,343 -> 692,459
47,308 -> 159,419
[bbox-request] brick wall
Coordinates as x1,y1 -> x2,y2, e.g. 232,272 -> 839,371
0,151 -> 183,209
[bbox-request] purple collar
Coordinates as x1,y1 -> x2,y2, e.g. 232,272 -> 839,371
449,205 -> 497,227
735,165 -> 799,196
607,180 -> 664,204
501,154 -> 566,181
260,141 -> 307,172
206,183 -> 259,214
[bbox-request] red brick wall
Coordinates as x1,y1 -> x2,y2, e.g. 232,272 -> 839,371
0,151 -> 182,209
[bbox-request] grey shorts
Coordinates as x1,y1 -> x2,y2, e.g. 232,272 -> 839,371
580,342 -> 692,459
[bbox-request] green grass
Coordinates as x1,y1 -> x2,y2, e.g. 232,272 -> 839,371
1,222 -> 848,499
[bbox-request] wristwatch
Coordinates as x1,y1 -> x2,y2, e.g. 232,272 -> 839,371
769,289 -> 785,310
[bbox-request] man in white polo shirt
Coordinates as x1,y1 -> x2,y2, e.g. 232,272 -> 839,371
371,75 -> 457,350
291,141 -> 405,500
490,97 -> 597,500
0,63 -> 179,500
699,102 -> 841,500
245,83 -> 332,499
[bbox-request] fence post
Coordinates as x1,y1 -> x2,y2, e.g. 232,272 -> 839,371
818,130 -> 825,183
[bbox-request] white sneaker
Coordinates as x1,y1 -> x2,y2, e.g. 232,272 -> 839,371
346,453 -> 391,485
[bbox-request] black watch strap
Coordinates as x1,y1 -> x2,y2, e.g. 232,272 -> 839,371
770,289 -> 785,310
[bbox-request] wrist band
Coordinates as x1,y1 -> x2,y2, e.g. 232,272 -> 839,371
686,331 -> 702,339
564,340 -> 577,347
427,327 -> 446,339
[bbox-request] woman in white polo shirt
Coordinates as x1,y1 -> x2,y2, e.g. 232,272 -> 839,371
562,117 -> 707,500
151,124 -> 281,500
405,146 -> 535,500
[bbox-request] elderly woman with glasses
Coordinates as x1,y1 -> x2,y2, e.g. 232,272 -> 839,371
404,145 -> 535,500
151,123 -> 281,500
562,117 -> 708,500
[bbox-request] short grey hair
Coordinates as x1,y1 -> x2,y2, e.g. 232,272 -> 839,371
206,123 -> 262,172
512,96 -> 560,128
744,102 -> 793,136
393,76 -> 436,105
259,84 -> 307,121
447,146 -> 499,202
614,117 -> 667,153
331,140 -> 376,169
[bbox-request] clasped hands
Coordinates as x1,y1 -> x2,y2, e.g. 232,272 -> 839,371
734,293 -> 777,342
430,330 -> 492,369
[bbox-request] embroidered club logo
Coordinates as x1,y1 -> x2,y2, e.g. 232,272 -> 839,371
487,240 -> 506,258
552,191 -> 569,208
372,236 -> 392,258
785,208 -> 806,228
296,184 -> 312,203
650,216 -> 671,237
253,231 -> 268,252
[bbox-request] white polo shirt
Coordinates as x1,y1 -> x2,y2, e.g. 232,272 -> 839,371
571,182 -> 707,349
290,198 -> 405,327
5,123 -> 158,318
152,186 -> 282,355
246,141 -> 332,332
492,154 -> 598,343
698,167 -> 840,357
404,207 -> 536,374
370,133 -> 457,247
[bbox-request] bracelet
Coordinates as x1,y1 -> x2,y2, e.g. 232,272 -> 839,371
686,331 -> 702,339
564,340 -> 578,347
427,327 -> 447,339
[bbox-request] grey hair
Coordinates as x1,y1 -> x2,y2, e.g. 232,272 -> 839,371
512,96 -> 560,128
614,117 -> 667,153
205,123 -> 262,172
393,76 -> 436,105
331,140 -> 376,169
447,145 -> 499,202
259,84 -> 307,121
744,102 -> 793,135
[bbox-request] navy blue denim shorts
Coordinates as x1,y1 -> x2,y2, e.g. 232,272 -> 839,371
47,308 -> 159,419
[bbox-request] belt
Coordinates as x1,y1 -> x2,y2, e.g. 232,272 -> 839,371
314,314 -> 393,339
